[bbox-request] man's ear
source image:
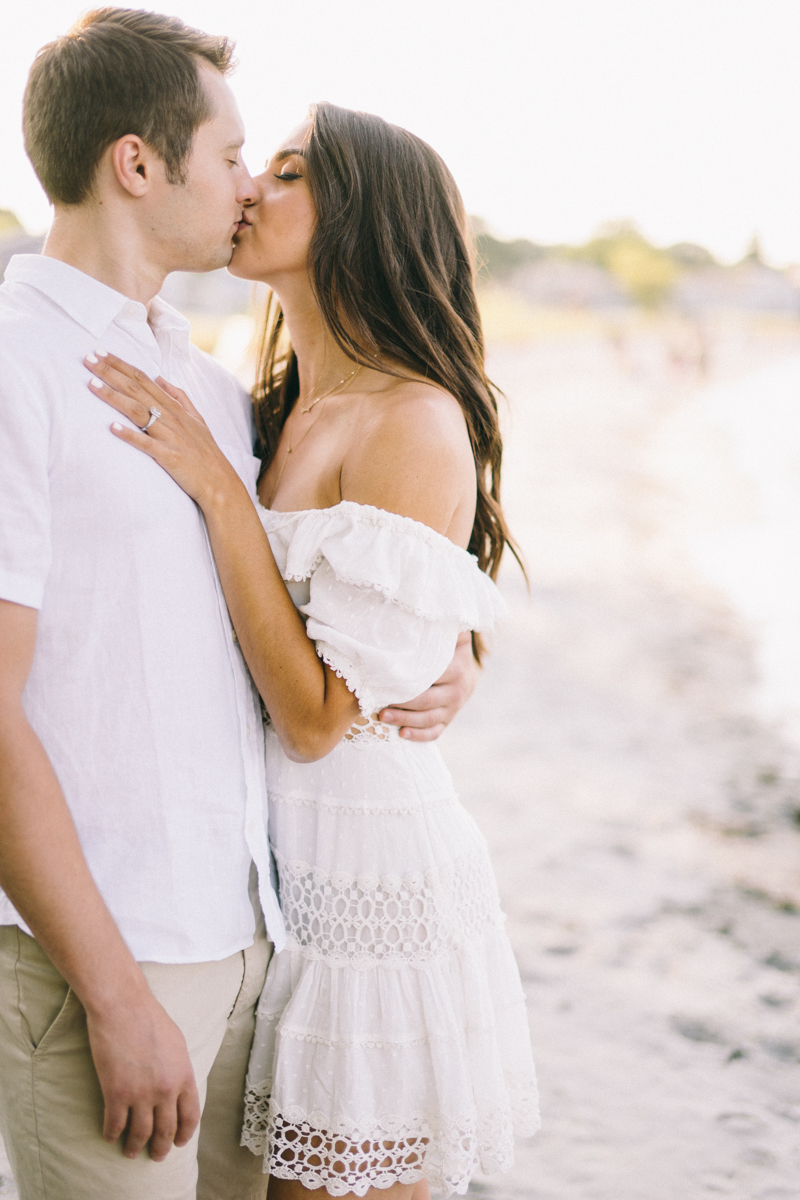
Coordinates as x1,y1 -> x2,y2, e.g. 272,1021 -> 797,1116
109,135 -> 159,198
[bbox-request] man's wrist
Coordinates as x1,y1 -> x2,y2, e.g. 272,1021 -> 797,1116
76,955 -> 151,1020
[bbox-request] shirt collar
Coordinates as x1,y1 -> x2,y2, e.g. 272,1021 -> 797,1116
4,254 -> 191,344
148,293 -> 192,343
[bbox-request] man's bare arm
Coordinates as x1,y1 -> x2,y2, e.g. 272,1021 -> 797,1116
0,599 -> 200,1161
379,631 -> 478,741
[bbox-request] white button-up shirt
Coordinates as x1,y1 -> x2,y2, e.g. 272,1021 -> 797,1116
0,255 -> 285,962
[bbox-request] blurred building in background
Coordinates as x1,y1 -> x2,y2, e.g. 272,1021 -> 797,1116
474,217 -> 800,316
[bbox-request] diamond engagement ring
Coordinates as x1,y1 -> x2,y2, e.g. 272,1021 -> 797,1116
141,407 -> 161,432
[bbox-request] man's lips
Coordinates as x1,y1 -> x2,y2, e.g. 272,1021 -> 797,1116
235,216 -> 253,234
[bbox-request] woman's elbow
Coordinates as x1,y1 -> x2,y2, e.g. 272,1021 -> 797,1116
277,722 -> 343,764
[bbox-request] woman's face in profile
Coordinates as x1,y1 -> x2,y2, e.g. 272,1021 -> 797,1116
229,119 -> 315,285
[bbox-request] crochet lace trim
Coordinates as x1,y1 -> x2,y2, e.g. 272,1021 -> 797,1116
272,850 -> 504,970
313,643 -> 466,734
314,640 -> 378,719
240,1095 -> 540,1197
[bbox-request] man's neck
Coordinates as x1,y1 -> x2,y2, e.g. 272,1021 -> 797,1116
43,203 -> 167,309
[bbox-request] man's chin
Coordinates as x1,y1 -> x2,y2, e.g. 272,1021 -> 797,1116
176,242 -> 235,276
210,243 -> 236,272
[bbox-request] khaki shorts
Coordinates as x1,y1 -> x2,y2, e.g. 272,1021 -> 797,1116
0,925 -> 272,1200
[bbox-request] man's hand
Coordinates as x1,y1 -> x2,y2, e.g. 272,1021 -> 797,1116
87,987 -> 200,1161
379,631 -> 478,741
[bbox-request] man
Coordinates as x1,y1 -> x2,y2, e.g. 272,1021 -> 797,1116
0,10 -> 476,1200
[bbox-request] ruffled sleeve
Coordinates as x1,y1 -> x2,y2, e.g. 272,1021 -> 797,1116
259,501 -> 506,717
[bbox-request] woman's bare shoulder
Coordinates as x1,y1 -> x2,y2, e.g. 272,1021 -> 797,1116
358,374 -> 474,447
340,377 -> 476,536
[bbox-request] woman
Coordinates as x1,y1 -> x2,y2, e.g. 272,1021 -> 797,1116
86,103 -> 538,1198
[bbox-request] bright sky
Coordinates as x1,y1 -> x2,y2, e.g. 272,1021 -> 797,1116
4,0 -> 800,264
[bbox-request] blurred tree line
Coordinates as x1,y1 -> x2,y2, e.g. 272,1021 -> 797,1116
473,217 -> 721,308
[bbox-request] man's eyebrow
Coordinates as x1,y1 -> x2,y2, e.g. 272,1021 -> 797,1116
274,147 -> 305,162
225,139 -> 245,151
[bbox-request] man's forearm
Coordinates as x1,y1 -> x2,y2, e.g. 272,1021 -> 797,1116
0,704 -> 147,1012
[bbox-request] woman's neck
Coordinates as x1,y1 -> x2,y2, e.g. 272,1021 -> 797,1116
276,284 -> 360,401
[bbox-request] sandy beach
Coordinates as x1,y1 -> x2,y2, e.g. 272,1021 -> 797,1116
3,317 -> 800,1199
452,323 -> 800,1199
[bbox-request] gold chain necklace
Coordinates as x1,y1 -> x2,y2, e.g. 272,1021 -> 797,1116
269,365 -> 362,500
300,365 -> 361,414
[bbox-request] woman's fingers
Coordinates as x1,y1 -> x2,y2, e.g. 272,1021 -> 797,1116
85,364 -> 158,429
87,373 -> 150,427
84,353 -> 222,501
155,376 -> 198,418
88,350 -> 166,401
84,353 -> 210,443
109,419 -> 164,461
84,352 -> 178,429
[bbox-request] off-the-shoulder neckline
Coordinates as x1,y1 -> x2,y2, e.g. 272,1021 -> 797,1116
258,498 -> 473,556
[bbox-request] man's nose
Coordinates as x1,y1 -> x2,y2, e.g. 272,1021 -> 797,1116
237,162 -> 260,207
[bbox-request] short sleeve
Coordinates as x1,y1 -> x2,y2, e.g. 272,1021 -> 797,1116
262,503 -> 506,717
0,358 -> 52,608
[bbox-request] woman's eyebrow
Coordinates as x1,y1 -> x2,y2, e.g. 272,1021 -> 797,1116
274,147 -> 305,162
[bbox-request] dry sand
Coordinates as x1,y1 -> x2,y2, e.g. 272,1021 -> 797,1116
3,317 -> 800,1199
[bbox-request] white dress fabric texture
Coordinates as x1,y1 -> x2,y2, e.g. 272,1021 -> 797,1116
243,502 -> 539,1196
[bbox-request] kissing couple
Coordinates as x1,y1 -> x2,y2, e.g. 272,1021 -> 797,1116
0,8 -> 538,1200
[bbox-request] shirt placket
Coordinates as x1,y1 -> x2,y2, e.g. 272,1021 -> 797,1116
198,518 -> 284,946
161,326 -> 285,950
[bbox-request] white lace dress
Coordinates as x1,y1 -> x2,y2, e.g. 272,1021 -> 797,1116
242,501 -> 539,1196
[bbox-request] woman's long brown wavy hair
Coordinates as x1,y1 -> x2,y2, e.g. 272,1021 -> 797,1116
253,102 -> 523,599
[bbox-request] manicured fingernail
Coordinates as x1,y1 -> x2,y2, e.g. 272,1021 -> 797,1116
85,353 -> 98,363
95,348 -> 109,357
111,422 -> 123,431
89,377 -> 103,388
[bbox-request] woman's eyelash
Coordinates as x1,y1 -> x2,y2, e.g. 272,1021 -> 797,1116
275,171 -> 301,181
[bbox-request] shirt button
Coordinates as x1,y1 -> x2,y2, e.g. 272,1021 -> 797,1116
247,723 -> 252,737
